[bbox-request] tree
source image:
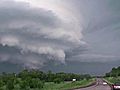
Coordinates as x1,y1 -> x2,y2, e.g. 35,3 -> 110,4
0,79 -> 4,88
6,79 -> 14,90
29,78 -> 44,89
37,80 -> 44,89
29,79 -> 38,88
53,78 -> 63,84
19,80 -> 29,90
46,71 -> 55,82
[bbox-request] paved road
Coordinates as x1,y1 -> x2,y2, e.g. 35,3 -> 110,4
75,78 -> 111,90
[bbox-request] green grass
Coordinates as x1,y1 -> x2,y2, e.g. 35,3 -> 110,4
105,77 -> 120,84
42,79 -> 95,90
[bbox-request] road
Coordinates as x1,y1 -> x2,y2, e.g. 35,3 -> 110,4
75,78 -> 111,90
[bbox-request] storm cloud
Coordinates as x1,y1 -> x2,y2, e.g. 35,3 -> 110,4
0,0 -> 120,73
0,0 -> 84,68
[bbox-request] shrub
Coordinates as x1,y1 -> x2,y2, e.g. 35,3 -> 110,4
6,80 -> 14,90
29,79 -> 38,88
37,80 -> 44,89
53,78 -> 63,84
0,80 -> 4,87
19,80 -> 29,89
29,79 -> 44,89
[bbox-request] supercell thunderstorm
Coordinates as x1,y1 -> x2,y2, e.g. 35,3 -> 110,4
0,0 -> 84,68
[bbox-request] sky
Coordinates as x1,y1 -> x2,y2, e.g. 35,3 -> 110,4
0,0 -> 120,75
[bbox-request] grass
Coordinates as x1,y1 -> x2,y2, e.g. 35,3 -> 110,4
42,79 -> 95,90
105,77 -> 120,84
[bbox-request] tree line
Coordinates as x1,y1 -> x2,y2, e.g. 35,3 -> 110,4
0,69 -> 92,90
105,66 -> 120,77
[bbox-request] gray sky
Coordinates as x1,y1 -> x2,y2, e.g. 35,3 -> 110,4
0,0 -> 120,75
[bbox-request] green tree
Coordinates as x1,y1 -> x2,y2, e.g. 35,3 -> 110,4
19,80 -> 29,90
6,79 -> 14,90
0,79 -> 4,88
53,78 -> 63,84
37,80 -> 44,89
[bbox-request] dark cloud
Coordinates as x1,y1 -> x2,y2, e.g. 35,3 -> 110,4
0,0 -> 84,69
0,0 -> 120,74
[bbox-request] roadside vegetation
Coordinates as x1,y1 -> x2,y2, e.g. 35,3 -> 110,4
105,66 -> 120,84
42,78 -> 95,90
0,69 -> 94,90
